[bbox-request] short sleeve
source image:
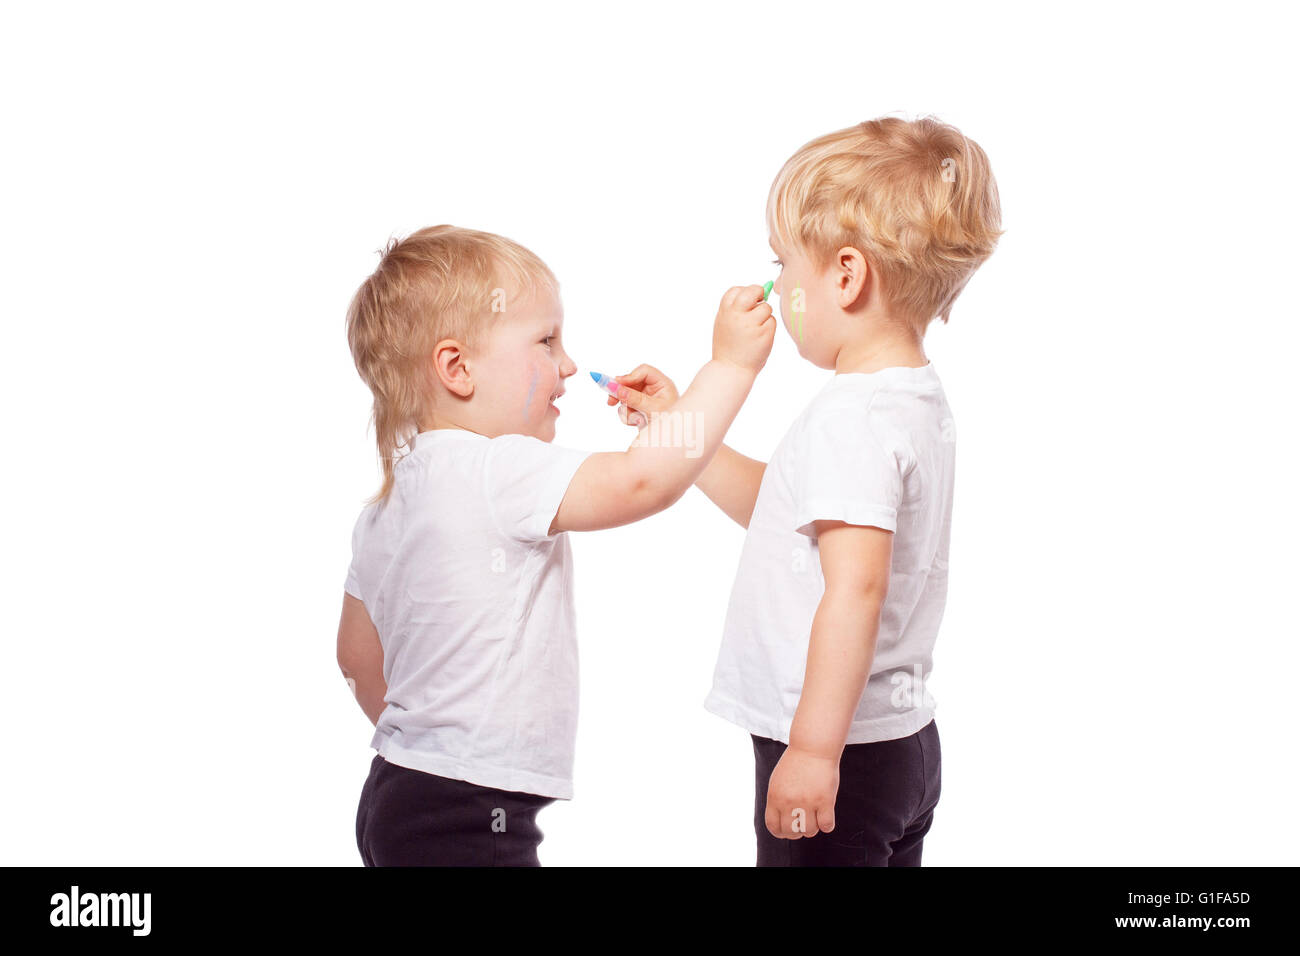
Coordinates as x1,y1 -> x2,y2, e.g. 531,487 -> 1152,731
343,512 -> 364,600
343,562 -> 362,600
484,434 -> 594,542
792,403 -> 903,537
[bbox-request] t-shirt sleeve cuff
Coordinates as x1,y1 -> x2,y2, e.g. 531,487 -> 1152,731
343,571 -> 363,600
522,447 -> 595,540
794,500 -> 897,537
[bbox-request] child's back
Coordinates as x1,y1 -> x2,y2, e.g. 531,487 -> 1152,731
336,225 -> 777,865
345,428 -> 590,799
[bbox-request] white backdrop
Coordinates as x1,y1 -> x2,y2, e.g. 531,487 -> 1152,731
2,0 -> 1296,866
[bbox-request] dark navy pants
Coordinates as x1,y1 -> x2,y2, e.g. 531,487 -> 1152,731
752,718 -> 941,866
355,753 -> 556,866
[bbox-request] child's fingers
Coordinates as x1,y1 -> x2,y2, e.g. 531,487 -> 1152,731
616,403 -> 647,427
607,368 -> 673,411
615,380 -> 673,412
766,800 -> 808,840
612,381 -> 650,409
783,807 -> 807,839
608,399 -> 645,429
613,374 -> 652,400
613,377 -> 648,398
722,285 -> 765,309
615,363 -> 658,385
764,801 -> 783,839
616,364 -> 675,400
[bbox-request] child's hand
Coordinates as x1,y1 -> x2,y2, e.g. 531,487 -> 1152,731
713,285 -> 777,374
605,364 -> 679,428
764,746 -> 840,840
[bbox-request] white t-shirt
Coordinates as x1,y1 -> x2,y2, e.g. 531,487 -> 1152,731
343,428 -> 593,799
704,362 -> 955,745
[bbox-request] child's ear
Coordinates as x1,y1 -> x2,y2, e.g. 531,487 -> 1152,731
835,246 -> 871,309
432,339 -> 474,398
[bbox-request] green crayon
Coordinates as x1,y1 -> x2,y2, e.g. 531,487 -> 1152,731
762,280 -> 774,301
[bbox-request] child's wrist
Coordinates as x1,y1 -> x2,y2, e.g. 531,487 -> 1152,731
707,356 -> 760,381
787,725 -> 847,762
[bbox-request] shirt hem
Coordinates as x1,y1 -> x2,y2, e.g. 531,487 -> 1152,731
372,737 -> 573,800
703,690 -> 934,745
795,499 -> 897,537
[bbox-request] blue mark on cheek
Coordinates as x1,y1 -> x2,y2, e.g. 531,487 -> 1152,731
523,367 -> 539,414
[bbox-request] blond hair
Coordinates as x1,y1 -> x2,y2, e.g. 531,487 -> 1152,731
345,225 -> 558,504
766,115 -> 1003,330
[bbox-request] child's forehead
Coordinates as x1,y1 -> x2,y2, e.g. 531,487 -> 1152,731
504,284 -> 563,325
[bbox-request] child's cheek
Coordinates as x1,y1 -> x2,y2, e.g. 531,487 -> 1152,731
520,354 -> 556,418
519,364 -> 541,418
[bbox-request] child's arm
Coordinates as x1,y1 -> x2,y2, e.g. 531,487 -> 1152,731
763,520 -> 892,838
694,444 -> 766,528
600,370 -> 768,529
551,285 -> 775,533
336,592 -> 387,726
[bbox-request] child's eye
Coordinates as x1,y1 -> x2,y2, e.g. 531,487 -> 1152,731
541,335 -> 554,347
771,258 -> 783,268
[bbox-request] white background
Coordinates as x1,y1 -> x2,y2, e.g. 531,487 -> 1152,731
2,0 -> 1296,866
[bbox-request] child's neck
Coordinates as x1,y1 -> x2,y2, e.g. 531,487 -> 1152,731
834,333 -> 928,375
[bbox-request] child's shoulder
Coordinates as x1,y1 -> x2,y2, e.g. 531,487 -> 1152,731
394,429 -> 548,475
393,429 -> 585,490
802,369 -> 943,426
795,374 -> 890,430
786,373 -> 931,463
482,431 -> 589,468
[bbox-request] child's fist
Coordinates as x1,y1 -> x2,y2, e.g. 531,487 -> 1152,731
713,285 -> 777,374
764,746 -> 840,840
